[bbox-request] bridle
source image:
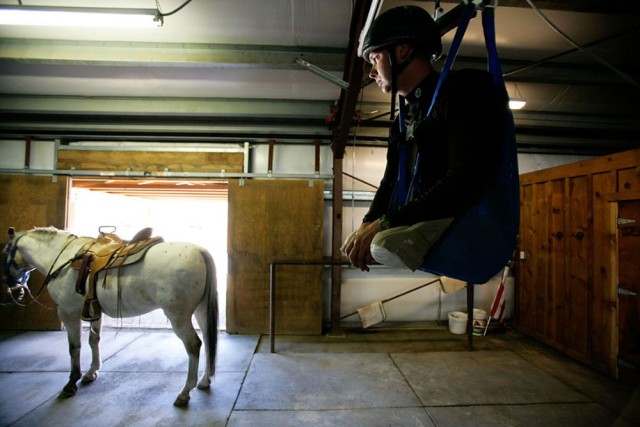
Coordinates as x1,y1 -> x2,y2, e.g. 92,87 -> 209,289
2,233 -> 36,305
2,232 -> 77,308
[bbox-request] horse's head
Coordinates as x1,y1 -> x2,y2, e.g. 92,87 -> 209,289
2,228 -> 35,301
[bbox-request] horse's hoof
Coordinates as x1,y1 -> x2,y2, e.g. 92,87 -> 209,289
197,381 -> 211,390
58,388 -> 76,399
81,372 -> 99,384
173,395 -> 190,407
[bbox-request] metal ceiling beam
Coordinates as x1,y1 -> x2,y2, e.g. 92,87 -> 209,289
0,127 -> 334,144
0,95 -> 335,143
0,38 -> 346,70
0,94 -> 332,117
433,0 -> 638,14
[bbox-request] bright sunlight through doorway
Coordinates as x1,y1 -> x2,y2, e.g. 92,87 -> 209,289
67,179 -> 228,330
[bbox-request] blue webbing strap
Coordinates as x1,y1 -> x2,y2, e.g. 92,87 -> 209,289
396,1 -> 477,206
482,7 -> 506,96
417,3 -> 519,282
395,95 -> 409,206
426,1 -> 477,118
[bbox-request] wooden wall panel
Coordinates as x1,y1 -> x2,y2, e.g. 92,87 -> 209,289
563,176 -> 589,356
532,182 -> 549,338
0,174 -> 67,330
517,148 -> 640,375
591,172 -> 616,369
549,179 -> 565,345
617,167 -> 640,193
227,179 -> 324,334
517,184 -> 534,333
57,150 -> 244,173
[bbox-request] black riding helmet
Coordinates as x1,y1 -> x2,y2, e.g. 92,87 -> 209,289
361,5 -> 442,63
361,6 -> 442,120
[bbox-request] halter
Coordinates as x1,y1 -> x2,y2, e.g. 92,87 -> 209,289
2,234 -> 33,305
2,231 -> 77,308
3,233 -> 28,287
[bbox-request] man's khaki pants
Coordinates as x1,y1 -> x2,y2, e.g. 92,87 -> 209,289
342,218 -> 454,271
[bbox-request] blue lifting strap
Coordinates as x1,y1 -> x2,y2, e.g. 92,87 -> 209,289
397,3 -> 519,283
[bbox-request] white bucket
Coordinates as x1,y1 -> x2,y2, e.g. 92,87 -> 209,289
472,308 -> 487,336
448,311 -> 468,335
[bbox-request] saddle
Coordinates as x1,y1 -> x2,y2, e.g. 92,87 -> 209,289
71,227 -> 163,321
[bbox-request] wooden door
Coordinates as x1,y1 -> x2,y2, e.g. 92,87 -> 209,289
518,181 -> 550,339
226,179 -> 324,334
617,199 -> 640,382
561,176 -> 590,357
0,174 -> 67,330
549,179 -> 566,345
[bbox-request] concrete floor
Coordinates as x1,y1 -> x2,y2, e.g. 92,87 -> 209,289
0,325 -> 638,427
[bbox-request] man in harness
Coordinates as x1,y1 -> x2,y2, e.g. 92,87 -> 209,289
344,5 -> 509,272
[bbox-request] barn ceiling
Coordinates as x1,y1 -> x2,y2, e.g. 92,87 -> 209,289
0,0 -> 639,155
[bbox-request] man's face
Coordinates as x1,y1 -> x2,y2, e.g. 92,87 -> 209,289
368,50 -> 392,94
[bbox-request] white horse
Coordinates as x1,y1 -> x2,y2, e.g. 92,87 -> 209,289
2,227 -> 218,406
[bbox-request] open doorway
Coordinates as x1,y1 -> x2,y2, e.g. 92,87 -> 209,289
67,178 -> 228,329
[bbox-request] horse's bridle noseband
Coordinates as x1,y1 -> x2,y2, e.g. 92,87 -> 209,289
2,232 -> 75,308
2,234 -> 36,303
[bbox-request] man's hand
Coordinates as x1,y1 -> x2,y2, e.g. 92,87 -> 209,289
345,220 -> 381,272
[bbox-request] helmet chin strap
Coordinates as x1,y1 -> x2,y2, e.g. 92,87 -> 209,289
387,46 -> 417,121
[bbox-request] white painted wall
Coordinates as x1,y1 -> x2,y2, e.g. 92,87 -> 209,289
1,138 -> 594,324
0,140 -> 56,169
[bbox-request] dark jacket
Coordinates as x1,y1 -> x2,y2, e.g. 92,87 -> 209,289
363,69 -> 508,227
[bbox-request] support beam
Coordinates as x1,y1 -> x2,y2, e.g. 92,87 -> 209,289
0,39 -> 346,70
329,0 -> 372,336
430,0 -> 638,14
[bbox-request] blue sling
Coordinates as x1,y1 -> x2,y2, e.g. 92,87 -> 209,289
396,3 -> 519,284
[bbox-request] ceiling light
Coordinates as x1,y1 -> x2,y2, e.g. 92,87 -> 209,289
0,5 -> 162,28
509,98 -> 527,110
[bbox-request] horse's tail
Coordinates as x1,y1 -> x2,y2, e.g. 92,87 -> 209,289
199,248 -> 218,375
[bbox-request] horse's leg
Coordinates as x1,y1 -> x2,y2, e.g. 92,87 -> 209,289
57,309 -> 83,398
166,315 -> 202,406
194,304 -> 212,390
81,316 -> 102,383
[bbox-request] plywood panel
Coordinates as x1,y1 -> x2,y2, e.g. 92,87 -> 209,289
0,174 -> 66,330
57,150 -> 243,173
227,179 -> 323,334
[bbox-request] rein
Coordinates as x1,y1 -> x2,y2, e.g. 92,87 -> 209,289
5,233 -> 80,309
41,235 -> 83,287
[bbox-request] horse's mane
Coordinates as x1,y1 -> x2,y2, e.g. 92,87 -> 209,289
25,226 -> 77,240
31,226 -> 61,235
3,227 -> 67,255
